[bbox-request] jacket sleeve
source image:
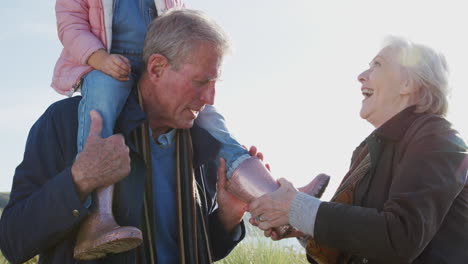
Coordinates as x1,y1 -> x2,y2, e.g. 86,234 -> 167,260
314,121 -> 467,262
55,0 -> 105,65
0,104 -> 89,263
208,209 -> 245,261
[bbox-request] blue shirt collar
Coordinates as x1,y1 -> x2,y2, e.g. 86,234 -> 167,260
150,128 -> 176,148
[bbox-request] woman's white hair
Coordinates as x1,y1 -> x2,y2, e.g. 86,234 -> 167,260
384,36 -> 450,116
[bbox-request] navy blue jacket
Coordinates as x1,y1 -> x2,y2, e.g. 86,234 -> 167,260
0,95 -> 245,263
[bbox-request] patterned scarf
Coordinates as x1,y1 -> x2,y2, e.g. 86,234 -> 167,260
135,92 -> 212,264
306,145 -> 371,264
175,129 -> 212,264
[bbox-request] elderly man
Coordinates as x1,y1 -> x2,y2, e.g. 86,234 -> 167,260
0,9 -> 245,264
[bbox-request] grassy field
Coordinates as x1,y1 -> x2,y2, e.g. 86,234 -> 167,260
0,254 -> 38,264
0,193 -> 8,216
214,216 -> 308,263
0,194 -> 308,264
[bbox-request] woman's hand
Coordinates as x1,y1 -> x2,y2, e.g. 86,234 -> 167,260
251,222 -> 305,241
248,178 -> 299,232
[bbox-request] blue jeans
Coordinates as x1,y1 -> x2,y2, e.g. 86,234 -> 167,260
195,105 -> 250,178
77,55 -> 142,153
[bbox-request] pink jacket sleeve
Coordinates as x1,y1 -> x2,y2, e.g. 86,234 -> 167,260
55,0 -> 105,65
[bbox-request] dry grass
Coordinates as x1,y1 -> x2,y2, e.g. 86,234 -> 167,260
215,219 -> 309,264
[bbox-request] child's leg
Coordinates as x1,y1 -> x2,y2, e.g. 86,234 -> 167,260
77,70 -> 135,153
196,105 -> 250,178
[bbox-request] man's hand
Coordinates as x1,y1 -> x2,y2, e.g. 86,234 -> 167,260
243,145 -> 271,171
216,146 -> 270,233
216,157 -> 247,234
87,49 -> 131,81
71,110 -> 131,200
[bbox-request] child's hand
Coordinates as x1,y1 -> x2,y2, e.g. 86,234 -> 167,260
88,49 -> 131,81
100,54 -> 131,81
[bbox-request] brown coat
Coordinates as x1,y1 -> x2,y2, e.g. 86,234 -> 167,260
314,106 -> 468,264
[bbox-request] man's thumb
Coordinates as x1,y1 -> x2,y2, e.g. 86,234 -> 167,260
217,157 -> 226,184
88,110 -> 103,139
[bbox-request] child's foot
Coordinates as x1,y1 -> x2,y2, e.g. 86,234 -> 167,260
298,173 -> 330,198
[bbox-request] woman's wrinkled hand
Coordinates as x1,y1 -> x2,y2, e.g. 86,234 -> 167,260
248,178 -> 299,232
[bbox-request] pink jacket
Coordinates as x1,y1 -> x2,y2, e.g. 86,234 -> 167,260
52,0 -> 185,96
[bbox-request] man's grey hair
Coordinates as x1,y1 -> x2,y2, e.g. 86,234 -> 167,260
143,8 -> 230,70
384,36 -> 450,116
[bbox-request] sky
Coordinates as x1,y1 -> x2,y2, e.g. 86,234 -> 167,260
1,0 -> 467,202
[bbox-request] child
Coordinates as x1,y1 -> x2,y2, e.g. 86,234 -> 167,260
53,0 -> 249,179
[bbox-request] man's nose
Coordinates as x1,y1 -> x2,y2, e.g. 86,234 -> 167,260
200,82 -> 215,105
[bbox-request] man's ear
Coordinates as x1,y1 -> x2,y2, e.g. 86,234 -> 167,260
146,54 -> 169,83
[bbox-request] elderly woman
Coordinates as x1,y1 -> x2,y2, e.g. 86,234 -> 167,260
248,36 -> 467,264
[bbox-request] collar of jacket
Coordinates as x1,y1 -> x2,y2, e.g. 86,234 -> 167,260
114,90 -> 221,168
351,105 -> 422,163
372,105 -> 423,142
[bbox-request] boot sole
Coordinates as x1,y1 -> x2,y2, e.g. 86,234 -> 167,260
74,227 -> 143,260
313,174 -> 330,198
